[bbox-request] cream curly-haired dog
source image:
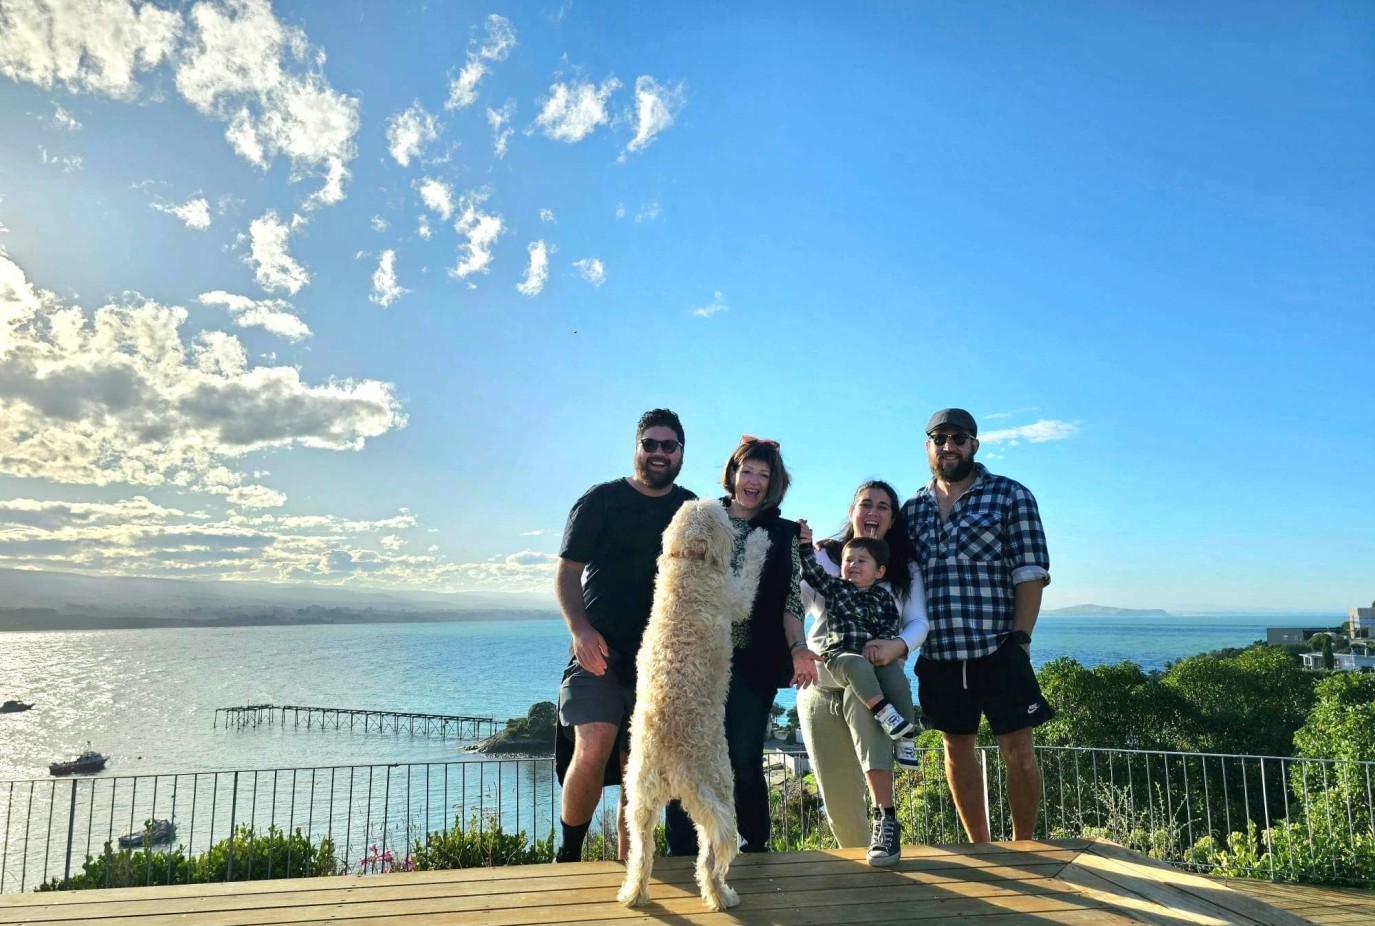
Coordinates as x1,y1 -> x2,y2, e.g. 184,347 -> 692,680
618,499 -> 770,911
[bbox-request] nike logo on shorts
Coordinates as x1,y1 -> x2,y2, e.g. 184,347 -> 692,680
1027,704 -> 1039,714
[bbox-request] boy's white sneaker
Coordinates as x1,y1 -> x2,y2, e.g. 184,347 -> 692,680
895,735 -> 919,769
872,703 -> 914,740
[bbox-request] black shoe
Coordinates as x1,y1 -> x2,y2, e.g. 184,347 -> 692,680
867,813 -> 900,867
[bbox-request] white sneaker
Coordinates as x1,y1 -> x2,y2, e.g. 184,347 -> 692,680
895,735 -> 919,769
872,703 -> 914,740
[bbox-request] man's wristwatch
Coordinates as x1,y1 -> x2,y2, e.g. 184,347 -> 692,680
790,641 -> 809,653
1008,629 -> 1032,646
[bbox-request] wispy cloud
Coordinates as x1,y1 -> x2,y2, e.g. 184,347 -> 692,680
370,215 -> 389,232
369,250 -> 407,307
534,76 -> 620,143
691,291 -> 728,318
152,196 -> 212,230
385,102 -> 440,167
979,419 -> 1080,445
246,210 -> 309,295
620,76 -> 685,160
450,190 -> 503,280
38,146 -> 82,172
415,177 -> 455,221
486,101 -> 514,158
199,290 -> 311,341
635,201 -> 660,223
50,103 -> 82,131
573,257 -> 606,286
516,240 -> 551,296
445,14 -> 516,110
539,208 -> 556,223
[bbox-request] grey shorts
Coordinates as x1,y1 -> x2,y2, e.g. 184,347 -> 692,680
557,652 -> 635,731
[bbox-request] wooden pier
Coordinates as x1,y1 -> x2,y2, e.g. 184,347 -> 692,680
214,704 -> 500,739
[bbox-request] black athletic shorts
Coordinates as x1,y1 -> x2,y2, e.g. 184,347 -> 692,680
915,637 -> 1055,736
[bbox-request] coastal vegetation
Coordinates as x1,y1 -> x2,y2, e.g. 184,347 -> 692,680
473,701 -> 557,754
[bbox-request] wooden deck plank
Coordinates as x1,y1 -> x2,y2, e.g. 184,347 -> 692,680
1219,877 -> 1375,926
0,838 -> 1320,926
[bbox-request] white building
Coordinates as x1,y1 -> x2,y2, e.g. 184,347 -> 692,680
1300,651 -> 1375,672
1350,607 -> 1375,639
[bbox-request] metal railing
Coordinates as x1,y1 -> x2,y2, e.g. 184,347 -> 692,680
3,746 -> 1371,892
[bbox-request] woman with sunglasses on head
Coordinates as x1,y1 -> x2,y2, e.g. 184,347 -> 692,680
664,435 -> 818,856
796,480 -> 928,866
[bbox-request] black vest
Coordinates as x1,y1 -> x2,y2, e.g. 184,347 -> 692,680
723,498 -> 799,692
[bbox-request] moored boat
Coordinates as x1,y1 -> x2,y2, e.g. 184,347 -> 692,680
118,818 -> 176,848
0,700 -> 32,713
49,748 -> 107,775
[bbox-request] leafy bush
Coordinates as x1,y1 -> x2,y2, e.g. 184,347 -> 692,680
38,825 -> 339,891
411,814 -> 554,869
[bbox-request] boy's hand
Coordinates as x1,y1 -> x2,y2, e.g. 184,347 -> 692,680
797,519 -> 813,546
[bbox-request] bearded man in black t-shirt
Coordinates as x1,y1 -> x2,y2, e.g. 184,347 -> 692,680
554,408 -> 696,862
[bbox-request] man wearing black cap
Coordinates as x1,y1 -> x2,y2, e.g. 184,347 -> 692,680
902,408 -> 1053,843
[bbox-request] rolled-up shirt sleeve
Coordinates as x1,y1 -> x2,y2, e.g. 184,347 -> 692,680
1006,485 -> 1051,587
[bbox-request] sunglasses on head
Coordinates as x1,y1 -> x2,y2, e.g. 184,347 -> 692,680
928,432 -> 971,447
740,434 -> 779,449
639,438 -> 681,454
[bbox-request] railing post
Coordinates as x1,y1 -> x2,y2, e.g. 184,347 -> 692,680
226,771 -> 239,881
979,748 -> 991,841
62,779 -> 78,889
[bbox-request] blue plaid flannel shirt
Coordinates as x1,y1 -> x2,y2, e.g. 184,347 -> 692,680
902,464 -> 1050,661
798,543 -> 900,660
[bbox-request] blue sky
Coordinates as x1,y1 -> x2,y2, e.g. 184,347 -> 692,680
0,1 -> 1370,612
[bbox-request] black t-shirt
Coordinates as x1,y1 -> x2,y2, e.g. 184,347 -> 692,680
560,479 -> 696,676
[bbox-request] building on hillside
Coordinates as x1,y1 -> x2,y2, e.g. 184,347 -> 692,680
1267,627 -> 1335,645
1300,651 -> 1375,672
764,743 -> 812,776
1349,607 -> 1375,640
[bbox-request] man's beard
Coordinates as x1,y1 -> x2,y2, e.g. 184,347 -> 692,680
636,456 -> 682,489
931,455 -> 975,483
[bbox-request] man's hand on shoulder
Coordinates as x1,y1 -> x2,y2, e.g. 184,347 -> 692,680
573,626 -> 611,676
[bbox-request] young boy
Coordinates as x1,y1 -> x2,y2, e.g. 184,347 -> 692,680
797,524 -> 916,742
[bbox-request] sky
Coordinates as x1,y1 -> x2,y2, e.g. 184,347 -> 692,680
0,1 -> 1371,613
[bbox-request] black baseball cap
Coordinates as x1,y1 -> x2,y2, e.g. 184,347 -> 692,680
926,408 -> 977,436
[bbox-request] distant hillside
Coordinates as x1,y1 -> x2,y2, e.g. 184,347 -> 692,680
1043,604 -> 1172,617
0,566 -> 558,631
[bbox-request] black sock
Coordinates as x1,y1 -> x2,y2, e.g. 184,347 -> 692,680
869,698 -> 892,715
880,806 -> 896,819
557,819 -> 590,861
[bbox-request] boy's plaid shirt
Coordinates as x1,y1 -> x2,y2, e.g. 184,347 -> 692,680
901,464 -> 1050,661
798,543 -> 900,659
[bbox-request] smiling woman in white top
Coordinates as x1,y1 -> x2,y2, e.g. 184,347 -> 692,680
798,480 -> 929,859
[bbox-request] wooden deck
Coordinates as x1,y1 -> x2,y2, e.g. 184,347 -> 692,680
1,838 -> 1363,926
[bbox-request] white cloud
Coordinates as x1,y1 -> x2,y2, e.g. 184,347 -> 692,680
226,484 -> 287,508
175,0 -> 359,208
621,76 -> 685,159
451,550 -> 558,592
486,101 -> 514,158
153,196 -> 212,231
385,101 -> 440,167
199,290 -> 310,341
519,528 -> 547,537
449,191 -> 503,280
0,0 -> 181,99
416,214 -> 432,239
516,241 -> 550,297
445,14 -> 515,110
246,210 -> 308,295
0,251 -> 405,498
51,104 -> 82,131
415,177 -> 454,221
615,202 -> 626,219
38,146 -> 83,172
534,77 -> 620,143
691,291 -> 728,318
380,534 -> 405,551
370,215 -> 389,232
573,257 -> 606,287
539,208 -> 555,223
978,420 -> 1080,445
369,250 -> 407,307
635,201 -> 661,223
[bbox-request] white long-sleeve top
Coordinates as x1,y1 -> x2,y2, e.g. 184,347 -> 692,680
801,545 -> 929,661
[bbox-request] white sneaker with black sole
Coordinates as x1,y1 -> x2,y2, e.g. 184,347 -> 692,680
867,812 -> 901,867
872,702 -> 914,740
895,734 -> 919,769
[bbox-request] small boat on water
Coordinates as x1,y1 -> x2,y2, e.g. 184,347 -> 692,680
0,700 -> 32,713
118,818 -> 176,849
49,748 -> 107,776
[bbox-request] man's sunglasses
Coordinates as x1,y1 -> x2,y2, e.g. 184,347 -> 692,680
928,432 -> 971,447
640,438 -> 682,454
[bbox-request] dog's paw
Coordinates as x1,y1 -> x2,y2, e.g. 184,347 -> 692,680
719,883 -> 740,908
617,885 -> 650,908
